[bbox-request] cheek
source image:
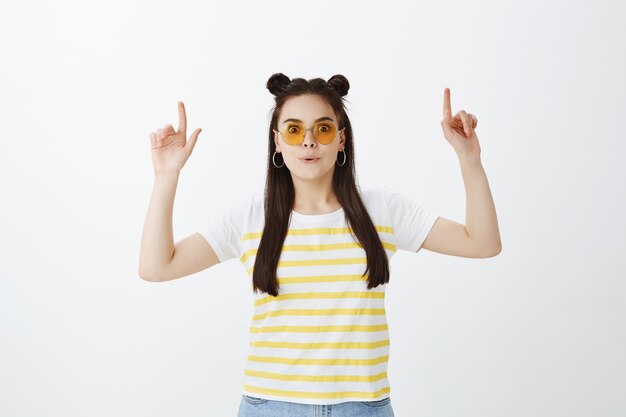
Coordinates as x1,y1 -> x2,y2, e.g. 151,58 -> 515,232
320,156 -> 336,170
282,152 -> 299,168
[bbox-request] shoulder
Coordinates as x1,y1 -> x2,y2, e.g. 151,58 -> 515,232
217,192 -> 261,223
359,184 -> 388,206
357,185 -> 389,220
358,184 -> 386,198
247,192 -> 265,221
250,192 -> 264,211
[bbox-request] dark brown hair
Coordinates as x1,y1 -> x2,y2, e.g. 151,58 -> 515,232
252,73 -> 389,296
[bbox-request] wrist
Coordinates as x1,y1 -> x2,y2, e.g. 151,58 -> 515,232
457,152 -> 481,165
154,171 -> 180,181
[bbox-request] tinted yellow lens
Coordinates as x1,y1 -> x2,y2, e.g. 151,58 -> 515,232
281,122 -> 338,145
282,123 -> 304,145
314,122 -> 337,144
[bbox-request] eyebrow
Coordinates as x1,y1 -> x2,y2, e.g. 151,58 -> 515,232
281,117 -> 335,124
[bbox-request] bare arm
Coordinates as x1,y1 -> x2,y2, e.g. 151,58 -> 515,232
459,154 -> 501,255
422,87 -> 501,258
421,156 -> 502,258
138,173 -> 179,280
138,101 -> 208,281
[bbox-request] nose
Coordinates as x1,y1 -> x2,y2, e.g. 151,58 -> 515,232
301,129 -> 317,148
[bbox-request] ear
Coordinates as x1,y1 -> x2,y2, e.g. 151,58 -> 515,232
273,129 -> 281,152
339,128 -> 346,151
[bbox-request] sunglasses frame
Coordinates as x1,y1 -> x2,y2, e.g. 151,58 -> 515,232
273,120 -> 345,146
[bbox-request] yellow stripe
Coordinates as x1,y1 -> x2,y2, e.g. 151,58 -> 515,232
243,225 -> 394,241
280,257 -> 366,267
250,339 -> 389,349
277,274 -> 370,284
252,308 -> 386,321
240,241 -> 396,263
250,324 -> 388,334
244,369 -> 387,382
243,383 -> 390,400
247,355 -> 389,366
247,257 -> 371,275
238,225 -> 397,263
254,291 -> 384,307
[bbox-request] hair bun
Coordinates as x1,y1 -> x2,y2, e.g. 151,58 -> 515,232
326,74 -> 350,97
266,73 -> 291,96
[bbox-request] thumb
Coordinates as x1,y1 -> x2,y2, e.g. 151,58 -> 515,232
186,128 -> 202,153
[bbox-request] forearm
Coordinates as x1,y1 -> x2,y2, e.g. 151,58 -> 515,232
458,154 -> 502,255
138,172 -> 180,280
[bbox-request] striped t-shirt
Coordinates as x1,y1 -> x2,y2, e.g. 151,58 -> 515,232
198,185 -> 439,405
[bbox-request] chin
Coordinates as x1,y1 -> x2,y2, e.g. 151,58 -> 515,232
293,165 -> 335,180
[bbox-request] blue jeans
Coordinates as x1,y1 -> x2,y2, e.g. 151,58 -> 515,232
237,394 -> 395,417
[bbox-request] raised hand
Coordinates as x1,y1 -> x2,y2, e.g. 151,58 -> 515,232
149,101 -> 202,175
440,88 -> 481,158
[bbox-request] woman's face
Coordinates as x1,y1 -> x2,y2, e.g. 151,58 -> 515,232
274,94 -> 346,181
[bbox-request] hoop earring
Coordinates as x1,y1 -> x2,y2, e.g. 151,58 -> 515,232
272,151 -> 284,168
336,150 -> 346,166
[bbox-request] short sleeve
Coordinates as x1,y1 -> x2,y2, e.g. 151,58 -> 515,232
197,196 -> 252,263
383,186 -> 440,253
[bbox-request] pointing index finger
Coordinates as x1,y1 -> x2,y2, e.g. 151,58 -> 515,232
178,101 -> 187,134
443,87 -> 451,118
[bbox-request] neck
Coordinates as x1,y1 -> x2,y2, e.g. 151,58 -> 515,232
291,175 -> 340,215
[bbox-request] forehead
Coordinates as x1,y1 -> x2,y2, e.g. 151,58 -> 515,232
279,94 -> 336,124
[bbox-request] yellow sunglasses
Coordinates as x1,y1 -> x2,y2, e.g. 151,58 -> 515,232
273,120 -> 343,146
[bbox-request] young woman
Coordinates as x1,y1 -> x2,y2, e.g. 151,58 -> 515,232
139,73 -> 502,417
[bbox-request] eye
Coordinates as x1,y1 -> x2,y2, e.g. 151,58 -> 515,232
287,124 -> 301,134
317,123 -> 331,132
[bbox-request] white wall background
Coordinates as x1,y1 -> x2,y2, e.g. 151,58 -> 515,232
1,0 -> 624,416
